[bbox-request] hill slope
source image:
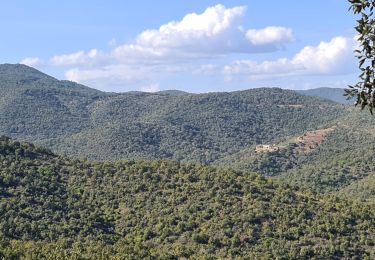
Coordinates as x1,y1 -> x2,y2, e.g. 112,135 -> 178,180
0,137 -> 374,259
0,64 -> 107,142
0,64 -> 347,164
276,110 -> 375,196
212,107 -> 375,198
298,87 -> 352,105
1,64 -> 373,200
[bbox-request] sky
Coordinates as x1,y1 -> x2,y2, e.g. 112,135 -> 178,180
1,0 -> 359,93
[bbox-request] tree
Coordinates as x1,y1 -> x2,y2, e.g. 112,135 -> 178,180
345,0 -> 375,113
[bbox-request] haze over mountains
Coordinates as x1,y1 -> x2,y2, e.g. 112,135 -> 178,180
1,64 -> 375,258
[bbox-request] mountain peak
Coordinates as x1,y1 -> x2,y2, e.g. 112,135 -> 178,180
0,63 -> 105,96
0,63 -> 56,82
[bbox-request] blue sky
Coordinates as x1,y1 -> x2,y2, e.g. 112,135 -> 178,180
1,0 -> 358,92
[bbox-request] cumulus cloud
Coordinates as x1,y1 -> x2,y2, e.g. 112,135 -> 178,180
246,26 -> 294,45
113,5 -> 246,60
65,65 -> 145,83
224,58 -> 304,76
293,36 -> 353,74
112,5 -> 294,62
51,49 -> 106,66
21,4 -> 291,90
56,36 -> 355,90
42,4 -> 294,70
224,36 -> 355,79
20,57 -> 43,67
19,4 -> 353,91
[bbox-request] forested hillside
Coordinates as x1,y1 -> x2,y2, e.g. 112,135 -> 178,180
2,64 -> 374,198
1,0 -> 374,258
0,137 -> 374,259
0,64 -> 346,164
213,108 -> 375,200
277,111 -> 375,198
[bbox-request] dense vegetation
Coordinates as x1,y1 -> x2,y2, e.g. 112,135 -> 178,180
0,64 -> 346,164
1,64 -> 374,199
209,108 -> 375,201
276,111 -> 375,197
1,64 -> 375,258
0,136 -> 375,259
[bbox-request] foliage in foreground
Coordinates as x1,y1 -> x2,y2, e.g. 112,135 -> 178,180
346,0 -> 375,113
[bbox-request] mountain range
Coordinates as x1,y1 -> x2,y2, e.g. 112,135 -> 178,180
0,64 -> 346,162
0,64 -> 374,258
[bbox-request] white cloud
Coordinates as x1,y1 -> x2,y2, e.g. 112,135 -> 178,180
137,5 -> 246,46
57,36 -> 355,91
20,57 -> 43,67
224,58 -> 304,76
40,4 -> 297,91
22,4 -> 356,92
293,36 -> 353,74
43,4 -> 294,70
111,4 -> 249,62
141,83 -> 160,92
246,26 -> 294,45
65,65 -> 145,83
224,36 -> 355,79
28,4 -> 292,90
112,5 -> 293,62
51,49 -> 106,66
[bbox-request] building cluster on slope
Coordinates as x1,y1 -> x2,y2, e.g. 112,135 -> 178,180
255,144 -> 279,153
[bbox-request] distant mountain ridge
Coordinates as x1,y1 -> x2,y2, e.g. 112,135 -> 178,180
157,89 -> 191,96
2,64 -> 373,201
157,87 -> 352,105
297,87 -> 352,104
1,64 -> 375,259
0,64 -> 346,164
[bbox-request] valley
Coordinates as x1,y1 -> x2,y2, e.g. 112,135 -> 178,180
2,0 -> 374,258
0,64 -> 374,258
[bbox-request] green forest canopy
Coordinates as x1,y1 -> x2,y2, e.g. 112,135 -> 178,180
0,136 -> 374,259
